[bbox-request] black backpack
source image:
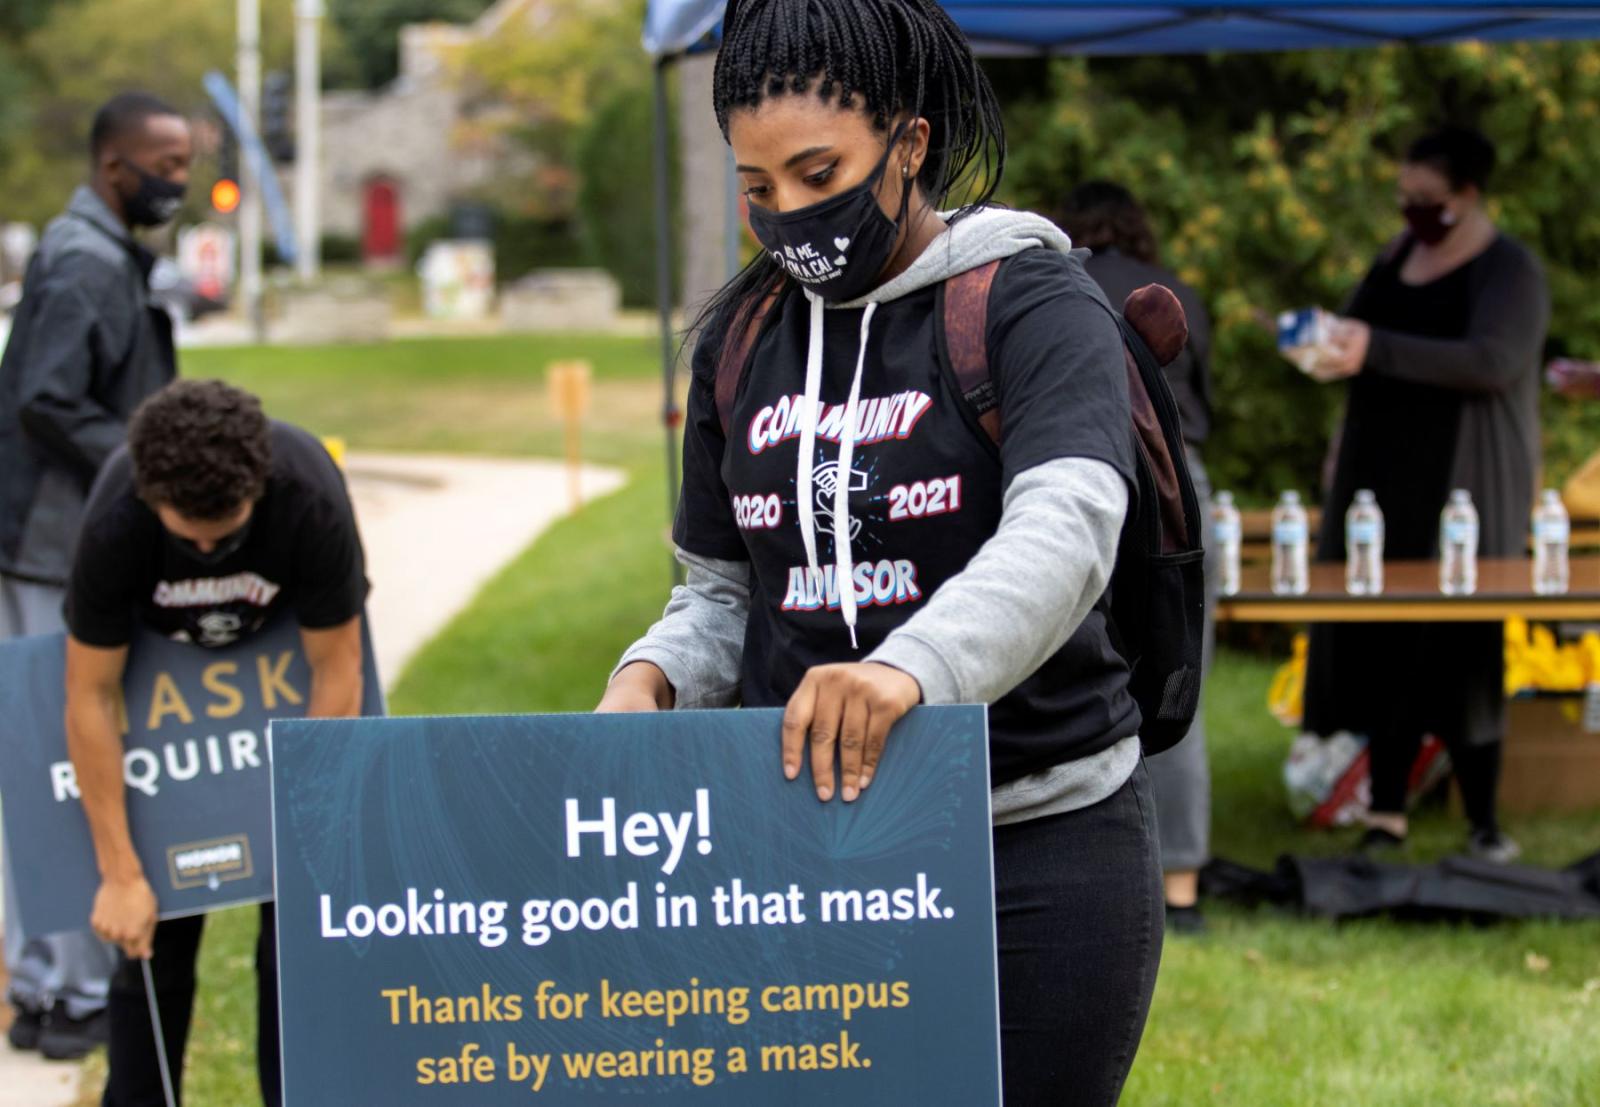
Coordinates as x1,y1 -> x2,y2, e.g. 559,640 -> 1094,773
715,259 -> 1207,755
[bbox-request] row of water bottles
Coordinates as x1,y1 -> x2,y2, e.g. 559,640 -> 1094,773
1209,488 -> 1572,597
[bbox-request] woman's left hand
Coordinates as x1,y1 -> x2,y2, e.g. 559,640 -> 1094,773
1310,318 -> 1371,382
782,663 -> 922,803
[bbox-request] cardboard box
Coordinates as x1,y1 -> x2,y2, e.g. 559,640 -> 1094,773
1497,694 -> 1600,815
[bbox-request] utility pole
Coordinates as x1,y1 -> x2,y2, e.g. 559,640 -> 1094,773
237,0 -> 264,340
294,0 -> 323,284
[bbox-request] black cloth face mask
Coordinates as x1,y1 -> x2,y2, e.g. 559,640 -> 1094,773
166,515 -> 252,567
1401,203 -> 1458,246
122,162 -> 187,228
747,136 -> 911,303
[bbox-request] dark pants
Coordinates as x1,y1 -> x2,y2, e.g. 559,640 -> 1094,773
1370,728 -> 1502,834
103,903 -> 279,1107
997,761 -> 1164,1107
1362,620 -> 1504,835
3,573 -> 117,1019
1311,616 -> 1505,836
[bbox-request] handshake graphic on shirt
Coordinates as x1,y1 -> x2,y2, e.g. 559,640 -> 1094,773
813,461 -> 868,543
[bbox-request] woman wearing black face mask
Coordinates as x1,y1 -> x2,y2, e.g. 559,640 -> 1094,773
598,1 -> 1161,1102
1302,126 -> 1550,862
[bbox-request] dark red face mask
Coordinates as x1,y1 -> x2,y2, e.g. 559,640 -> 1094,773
1402,203 -> 1458,246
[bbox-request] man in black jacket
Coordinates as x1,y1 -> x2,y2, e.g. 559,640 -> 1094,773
1,91 -> 191,1060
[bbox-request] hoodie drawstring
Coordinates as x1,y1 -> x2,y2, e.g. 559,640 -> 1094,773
834,303 -> 876,649
795,291 -> 825,575
795,293 -> 878,651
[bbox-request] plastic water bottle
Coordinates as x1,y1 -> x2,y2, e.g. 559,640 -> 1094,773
1532,488 -> 1570,596
1344,489 -> 1385,595
1439,489 -> 1479,596
1212,491 -> 1242,597
1272,490 -> 1310,596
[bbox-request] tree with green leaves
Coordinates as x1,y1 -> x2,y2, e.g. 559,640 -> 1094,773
456,0 -> 663,300
0,0 -> 80,169
0,0 -> 72,41
0,0 -> 295,227
1000,43 -> 1600,499
324,0 -> 497,90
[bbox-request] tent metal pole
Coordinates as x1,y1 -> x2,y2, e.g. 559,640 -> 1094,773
653,58 -> 685,587
725,146 -> 742,280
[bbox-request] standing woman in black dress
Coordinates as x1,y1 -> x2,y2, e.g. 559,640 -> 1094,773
1303,126 -> 1549,860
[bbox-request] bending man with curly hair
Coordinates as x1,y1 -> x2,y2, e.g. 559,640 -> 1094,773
62,379 -> 368,1107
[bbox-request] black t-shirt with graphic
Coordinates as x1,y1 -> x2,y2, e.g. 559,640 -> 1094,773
67,421 -> 368,649
675,248 -> 1141,785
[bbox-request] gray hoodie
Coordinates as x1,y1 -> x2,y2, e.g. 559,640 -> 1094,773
616,208 -> 1141,824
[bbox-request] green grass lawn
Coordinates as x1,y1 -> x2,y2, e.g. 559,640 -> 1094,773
184,333 -> 671,465
82,468 -> 1597,1107
388,465 -> 678,716
75,335 -> 1600,1105
399,476 -> 1600,1107
1130,649 -> 1600,1107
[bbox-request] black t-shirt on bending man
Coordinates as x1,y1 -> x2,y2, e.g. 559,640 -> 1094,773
67,421 -> 369,649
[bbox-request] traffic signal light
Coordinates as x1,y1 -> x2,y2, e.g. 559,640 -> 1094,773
218,117 -> 239,182
214,112 -> 241,214
211,178 -> 241,215
263,70 -> 294,163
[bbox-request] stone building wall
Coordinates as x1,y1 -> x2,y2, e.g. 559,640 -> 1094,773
316,5 -> 540,242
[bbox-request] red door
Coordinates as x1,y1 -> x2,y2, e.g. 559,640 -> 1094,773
362,177 -> 401,265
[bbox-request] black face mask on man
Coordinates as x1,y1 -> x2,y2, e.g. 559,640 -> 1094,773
121,161 -> 187,228
746,130 -> 913,303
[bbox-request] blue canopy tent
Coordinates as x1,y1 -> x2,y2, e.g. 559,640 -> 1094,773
647,2 -> 1600,57
641,1 -> 1600,552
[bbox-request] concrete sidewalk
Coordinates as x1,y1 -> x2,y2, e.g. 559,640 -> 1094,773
0,950 -> 87,1106
0,451 -> 626,1103
344,451 -> 626,688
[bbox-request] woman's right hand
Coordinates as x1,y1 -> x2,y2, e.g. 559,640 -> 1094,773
1310,318 -> 1371,382
596,661 -> 675,713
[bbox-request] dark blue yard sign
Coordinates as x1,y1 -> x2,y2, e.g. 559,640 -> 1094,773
270,706 -> 1000,1104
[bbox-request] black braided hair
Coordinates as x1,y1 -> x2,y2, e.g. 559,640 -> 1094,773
693,0 -> 1005,337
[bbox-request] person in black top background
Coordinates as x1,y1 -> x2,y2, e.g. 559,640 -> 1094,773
1303,126 -> 1549,863
1061,181 -> 1213,453
1061,181 -> 1219,935
2,90 -> 192,1063
64,380 -> 368,1107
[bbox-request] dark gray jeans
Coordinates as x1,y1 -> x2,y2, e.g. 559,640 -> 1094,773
997,761 -> 1164,1105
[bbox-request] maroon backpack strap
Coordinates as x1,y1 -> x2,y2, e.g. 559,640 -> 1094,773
943,259 -> 1003,444
714,290 -> 780,436
1120,284 -> 1193,550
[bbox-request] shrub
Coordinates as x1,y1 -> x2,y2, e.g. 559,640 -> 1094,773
574,76 -> 678,309
1000,45 -> 1600,500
